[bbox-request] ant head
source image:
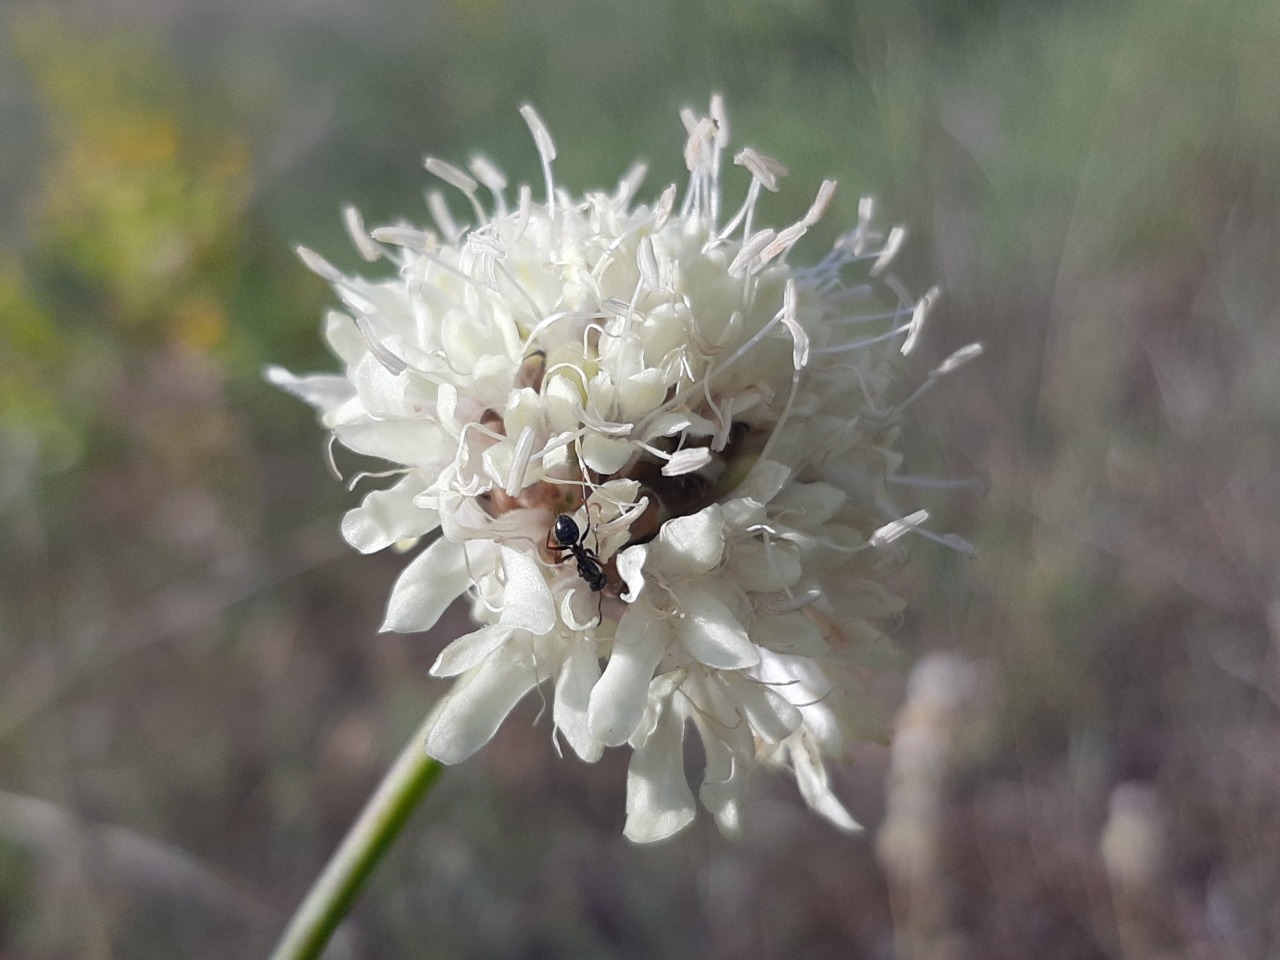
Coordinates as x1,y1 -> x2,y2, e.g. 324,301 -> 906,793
552,513 -> 580,546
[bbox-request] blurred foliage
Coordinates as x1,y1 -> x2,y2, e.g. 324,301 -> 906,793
2,0 -> 1280,957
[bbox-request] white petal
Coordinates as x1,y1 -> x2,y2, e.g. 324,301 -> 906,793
675,586 -> 758,669
558,589 -> 599,633
341,481 -> 439,554
733,676 -> 803,742
381,537 -> 471,633
430,623 -> 516,677
651,506 -> 725,576
726,539 -> 801,592
732,459 -> 790,505
333,419 -> 450,465
623,702 -> 696,843
496,546 -> 556,634
696,721 -> 747,839
750,612 -> 827,657
264,366 -> 355,411
791,737 -> 861,832
589,607 -> 668,747
615,544 -> 648,602
323,310 -> 365,366
423,654 -> 539,764
773,481 -> 846,527
349,354 -> 413,417
581,432 -> 633,475
615,368 -> 669,422
554,642 -> 604,762
543,375 -> 581,434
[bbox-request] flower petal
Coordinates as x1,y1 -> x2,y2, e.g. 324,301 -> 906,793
790,736 -> 861,832
732,459 -> 790,505
423,653 -> 539,764
726,539 -> 801,592
496,545 -> 557,634
555,641 -> 604,762
651,505 -> 725,576
615,544 -> 649,602
342,480 -> 439,553
263,366 -> 355,411
381,537 -> 471,633
750,611 -> 827,656
333,418 -> 450,465
773,480 -> 846,527
430,623 -> 517,677
581,432 -> 633,475
695,720 -> 749,839
623,702 -> 696,843
675,585 -> 758,669
589,606 -> 668,747
733,676 -> 803,743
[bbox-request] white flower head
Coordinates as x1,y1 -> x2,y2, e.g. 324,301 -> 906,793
271,97 -> 978,842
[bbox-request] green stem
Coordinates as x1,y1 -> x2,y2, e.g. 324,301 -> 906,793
268,712 -> 444,960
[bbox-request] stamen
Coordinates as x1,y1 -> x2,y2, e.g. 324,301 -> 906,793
467,232 -> 506,260
780,280 -> 810,370
637,236 -> 660,293
596,496 -> 650,539
899,286 -> 939,356
869,510 -> 929,547
371,225 -> 434,250
870,225 -> 907,276
353,315 -> 408,375
342,205 -> 382,262
505,426 -> 536,497
936,342 -> 984,374
734,147 -> 789,192
468,154 -> 509,217
653,183 -> 678,231
573,399 -> 634,437
519,104 -> 558,221
803,180 -> 837,227
491,261 -> 547,331
710,93 -> 730,148
810,320 -> 913,356
727,229 -> 777,277
709,93 -> 729,231
614,161 -> 648,205
702,377 -> 727,446
520,310 -> 588,355
512,184 -> 533,242
528,429 -> 581,465
425,157 -> 488,227
760,588 -> 822,613
425,190 -> 463,244
295,245 -> 343,283
323,433 -> 343,482
893,342 -> 984,412
662,447 -> 713,477
346,467 -> 410,492
757,221 -> 808,266
717,178 -> 760,241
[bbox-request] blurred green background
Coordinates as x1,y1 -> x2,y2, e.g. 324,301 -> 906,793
2,0 -> 1279,957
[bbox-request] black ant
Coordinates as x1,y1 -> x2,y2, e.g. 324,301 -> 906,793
548,511 -> 611,626
549,513 -> 608,594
